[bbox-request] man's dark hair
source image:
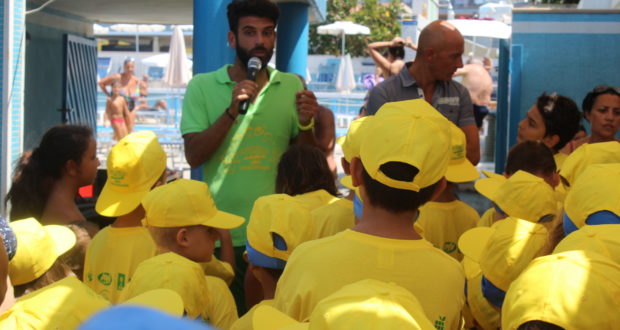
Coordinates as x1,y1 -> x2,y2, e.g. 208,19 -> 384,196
227,0 -> 280,34
535,92 -> 581,152
361,162 -> 439,213
388,46 -> 405,59
506,141 -> 557,177
518,321 -> 564,330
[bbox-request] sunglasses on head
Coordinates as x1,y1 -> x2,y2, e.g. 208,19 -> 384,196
591,85 -> 620,97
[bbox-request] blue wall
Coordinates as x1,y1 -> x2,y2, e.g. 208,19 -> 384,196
509,11 -> 620,145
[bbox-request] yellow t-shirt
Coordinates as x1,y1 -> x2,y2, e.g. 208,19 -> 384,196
273,230 -> 465,329
310,198 -> 354,239
293,189 -> 338,210
202,275 -> 238,329
230,299 -> 275,330
83,225 -> 157,303
477,207 -> 496,227
200,257 -> 235,286
416,200 -> 480,261
0,277 -> 109,329
120,252 -> 208,319
554,152 -> 567,170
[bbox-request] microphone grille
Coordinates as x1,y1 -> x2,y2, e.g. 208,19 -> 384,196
248,57 -> 262,70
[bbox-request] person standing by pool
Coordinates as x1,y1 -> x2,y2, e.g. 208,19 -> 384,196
180,0 -> 318,313
99,58 -> 142,112
366,20 -> 480,165
104,80 -> 133,140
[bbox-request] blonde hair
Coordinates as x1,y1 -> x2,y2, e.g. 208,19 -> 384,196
147,226 -> 183,251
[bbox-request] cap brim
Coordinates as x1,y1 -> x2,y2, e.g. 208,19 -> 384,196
96,182 -> 150,217
446,160 -> 480,183
123,288 -> 184,317
462,255 -> 482,280
458,227 -> 493,263
203,210 -> 245,229
474,176 -> 505,201
253,305 -> 307,330
44,225 -> 77,256
482,170 -> 503,179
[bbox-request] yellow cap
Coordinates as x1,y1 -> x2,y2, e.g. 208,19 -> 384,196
8,218 -> 76,285
446,123 -> 479,183
340,117 -> 373,162
246,194 -> 313,262
142,179 -> 244,229
96,131 -> 167,217
475,171 -> 556,223
0,277 -> 184,328
502,250 -> 620,329
360,100 -> 451,191
339,175 -> 354,190
253,279 -> 435,330
563,163 -> 620,229
458,217 -> 549,291
466,272 -> 500,330
559,141 -> 620,186
554,225 -> 620,264
121,253 -> 208,318
482,170 -> 503,179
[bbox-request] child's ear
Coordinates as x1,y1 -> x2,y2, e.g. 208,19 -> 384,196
341,157 -> 351,175
350,157 -> 364,187
543,134 -> 560,150
176,228 -> 190,248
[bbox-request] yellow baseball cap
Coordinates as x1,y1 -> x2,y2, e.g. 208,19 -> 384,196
253,279 -> 435,329
563,163 -> 620,229
121,252 -> 208,318
502,250 -> 620,329
8,218 -> 77,286
360,100 -> 451,191
554,224 -> 620,264
559,141 -> 620,186
474,170 -> 556,223
246,194 -> 313,267
446,123 -> 479,183
96,131 -> 167,217
0,276 -> 184,329
458,217 -> 549,291
142,179 -> 244,229
340,116 -> 373,162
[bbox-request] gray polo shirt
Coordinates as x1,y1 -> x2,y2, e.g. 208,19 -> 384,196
366,62 -> 475,127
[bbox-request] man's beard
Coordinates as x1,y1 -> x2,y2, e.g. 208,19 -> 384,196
237,44 -> 273,70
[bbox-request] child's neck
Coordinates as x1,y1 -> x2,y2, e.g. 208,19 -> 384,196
112,206 -> 145,228
353,204 -> 421,240
432,184 -> 457,203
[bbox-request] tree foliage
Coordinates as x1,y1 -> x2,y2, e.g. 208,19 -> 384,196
309,0 -> 402,57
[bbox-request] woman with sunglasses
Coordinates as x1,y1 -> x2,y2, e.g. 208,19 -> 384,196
517,92 -> 582,168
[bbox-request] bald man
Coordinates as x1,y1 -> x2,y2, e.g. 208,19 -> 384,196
367,20 -> 480,165
453,58 -> 494,129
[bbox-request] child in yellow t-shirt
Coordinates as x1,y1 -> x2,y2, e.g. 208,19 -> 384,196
273,100 -> 465,329
416,123 -> 480,261
121,179 -> 243,328
84,131 -> 165,303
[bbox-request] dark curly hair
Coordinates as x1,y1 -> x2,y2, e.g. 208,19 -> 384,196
227,0 -> 279,34
535,92 -> 581,152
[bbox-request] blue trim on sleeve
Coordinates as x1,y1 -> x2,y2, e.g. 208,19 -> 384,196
481,276 -> 506,308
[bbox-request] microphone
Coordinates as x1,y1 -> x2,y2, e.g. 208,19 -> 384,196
238,57 -> 262,115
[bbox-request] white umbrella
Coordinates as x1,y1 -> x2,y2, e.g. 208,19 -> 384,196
317,21 -> 370,55
335,54 -> 356,93
447,19 -> 511,39
164,26 -> 191,86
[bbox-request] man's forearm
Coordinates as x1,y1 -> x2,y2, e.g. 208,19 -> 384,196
184,110 -> 237,168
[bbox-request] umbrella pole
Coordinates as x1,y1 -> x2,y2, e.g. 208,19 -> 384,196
341,31 -> 345,56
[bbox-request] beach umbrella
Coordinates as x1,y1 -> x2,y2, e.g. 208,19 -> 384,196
335,54 -> 356,93
164,26 -> 191,86
317,21 -> 370,56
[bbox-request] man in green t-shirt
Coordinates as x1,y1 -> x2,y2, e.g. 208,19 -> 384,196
180,0 -> 318,312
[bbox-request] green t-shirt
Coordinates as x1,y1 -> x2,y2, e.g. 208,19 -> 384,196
181,65 -> 302,246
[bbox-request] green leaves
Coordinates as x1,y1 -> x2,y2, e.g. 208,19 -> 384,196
309,0 -> 402,57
